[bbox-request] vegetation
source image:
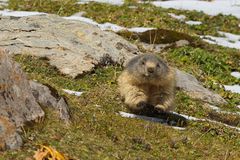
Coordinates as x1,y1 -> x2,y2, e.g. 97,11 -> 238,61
1,0 -> 240,159
0,55 -> 240,160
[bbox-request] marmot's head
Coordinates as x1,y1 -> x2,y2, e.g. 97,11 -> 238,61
126,54 -> 169,82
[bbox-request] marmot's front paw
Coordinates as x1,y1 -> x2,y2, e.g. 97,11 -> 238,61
136,101 -> 149,110
155,104 -> 167,113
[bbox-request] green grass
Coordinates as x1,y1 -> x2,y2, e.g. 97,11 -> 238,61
1,55 -> 240,160
7,0 -> 240,36
1,0 -> 240,159
166,46 -> 240,108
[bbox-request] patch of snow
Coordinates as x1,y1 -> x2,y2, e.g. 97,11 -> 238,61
231,72 -> 240,79
119,111 -> 186,130
168,13 -> 186,21
207,104 -> 240,116
64,16 -> 99,26
200,31 -> 240,49
128,27 -> 155,33
77,0 -> 124,5
170,111 -> 240,132
0,9 -> 46,17
219,31 -> 240,42
62,89 -> 83,96
185,20 -> 202,25
224,85 -> 240,94
151,0 -> 240,19
100,22 -> 125,32
65,15 -> 155,33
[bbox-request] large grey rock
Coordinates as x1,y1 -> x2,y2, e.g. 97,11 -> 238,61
0,14 -> 139,78
0,49 -> 44,150
29,80 -> 70,123
175,69 -> 227,105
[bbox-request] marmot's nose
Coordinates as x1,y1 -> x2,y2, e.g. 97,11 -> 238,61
147,67 -> 154,73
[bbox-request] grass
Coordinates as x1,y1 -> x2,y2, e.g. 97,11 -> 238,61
8,0 -> 80,16
1,0 -> 240,159
7,0 -> 240,36
0,55 -> 240,160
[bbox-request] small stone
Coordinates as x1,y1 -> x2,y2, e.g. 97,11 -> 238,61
57,98 -> 70,124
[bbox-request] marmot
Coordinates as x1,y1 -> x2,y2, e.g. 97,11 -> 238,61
118,54 -> 176,114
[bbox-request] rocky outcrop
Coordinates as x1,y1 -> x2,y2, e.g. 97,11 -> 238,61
175,69 -> 227,105
0,49 -> 71,150
0,14 -> 139,78
0,49 -> 44,150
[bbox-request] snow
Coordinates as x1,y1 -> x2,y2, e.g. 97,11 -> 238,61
170,111 -> 240,132
224,85 -> 240,94
185,20 -> 202,25
99,22 -> 125,32
119,111 -> 185,130
219,31 -> 240,41
231,72 -> 240,79
120,111 -> 240,132
77,0 -> 124,5
64,16 -> 99,26
128,27 -> 155,33
0,9 -> 46,17
62,89 -> 83,96
168,13 -> 186,21
65,15 -> 155,33
201,31 -> 240,49
152,0 -> 240,19
207,104 -> 240,116
168,13 -> 202,25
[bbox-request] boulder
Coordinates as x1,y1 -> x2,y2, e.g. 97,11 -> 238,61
0,49 -> 44,150
0,14 -> 139,78
175,69 -> 227,105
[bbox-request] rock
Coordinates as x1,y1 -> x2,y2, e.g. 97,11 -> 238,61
137,40 -> 189,53
175,69 -> 227,105
0,116 -> 22,151
29,81 -> 59,109
29,80 -> 70,123
0,14 -> 139,78
57,98 -> 70,124
137,42 -> 172,53
0,49 -> 44,150
175,40 -> 190,47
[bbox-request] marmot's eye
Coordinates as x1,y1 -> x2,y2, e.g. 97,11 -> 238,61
157,64 -> 160,68
141,61 -> 145,65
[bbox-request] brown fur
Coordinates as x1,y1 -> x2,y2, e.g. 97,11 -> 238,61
118,54 -> 176,112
